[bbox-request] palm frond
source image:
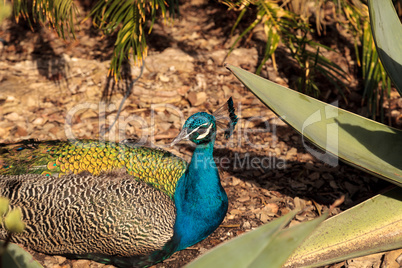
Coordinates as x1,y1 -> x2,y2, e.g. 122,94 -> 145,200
12,0 -> 78,39
90,0 -> 178,79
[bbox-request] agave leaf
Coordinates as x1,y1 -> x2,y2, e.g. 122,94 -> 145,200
226,64 -> 402,187
226,64 -> 402,266
186,210 -> 297,268
284,187 -> 402,267
250,212 -> 328,267
187,210 -> 327,268
368,0 -> 402,95
1,241 -> 43,268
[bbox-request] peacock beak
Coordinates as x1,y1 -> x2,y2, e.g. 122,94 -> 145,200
171,128 -> 190,147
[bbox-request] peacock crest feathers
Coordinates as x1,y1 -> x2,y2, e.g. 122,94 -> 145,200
213,97 -> 238,139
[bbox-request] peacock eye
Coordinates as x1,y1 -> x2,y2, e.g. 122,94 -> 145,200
195,123 -> 212,140
197,126 -> 208,135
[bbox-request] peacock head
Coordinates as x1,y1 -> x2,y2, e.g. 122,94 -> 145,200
171,97 -> 238,146
172,112 -> 216,145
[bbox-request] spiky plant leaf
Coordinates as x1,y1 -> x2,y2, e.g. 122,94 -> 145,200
250,212 -> 328,267
186,210 -> 298,268
226,64 -> 402,186
284,187 -> 402,267
369,0 -> 402,96
224,2 -> 402,264
0,197 -> 9,217
4,208 -> 25,234
187,210 -> 328,268
0,241 -> 43,268
226,63 -> 402,266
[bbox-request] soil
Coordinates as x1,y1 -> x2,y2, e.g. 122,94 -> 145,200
0,0 -> 401,268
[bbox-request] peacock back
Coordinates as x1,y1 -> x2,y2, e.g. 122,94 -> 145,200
0,140 -> 187,198
0,170 -> 177,267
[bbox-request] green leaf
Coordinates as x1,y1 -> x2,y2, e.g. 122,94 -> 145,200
4,208 -> 25,233
187,210 -> 327,268
250,213 -> 328,267
89,0 -> 179,79
0,1 -> 12,24
186,210 -> 296,268
226,64 -> 402,187
226,64 -> 402,266
284,187 -> 402,267
12,0 -> 78,39
369,0 -> 402,95
0,197 -> 9,217
1,241 -> 43,268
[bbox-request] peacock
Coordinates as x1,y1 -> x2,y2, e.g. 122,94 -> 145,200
0,98 -> 238,267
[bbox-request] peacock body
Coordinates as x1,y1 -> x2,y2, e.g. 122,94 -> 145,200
0,98 -> 238,267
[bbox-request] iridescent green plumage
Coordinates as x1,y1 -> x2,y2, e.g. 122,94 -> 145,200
0,140 -> 186,198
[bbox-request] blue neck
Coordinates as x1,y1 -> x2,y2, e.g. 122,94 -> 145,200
173,140 -> 228,251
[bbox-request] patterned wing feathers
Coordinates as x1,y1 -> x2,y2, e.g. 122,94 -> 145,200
0,171 -> 176,257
